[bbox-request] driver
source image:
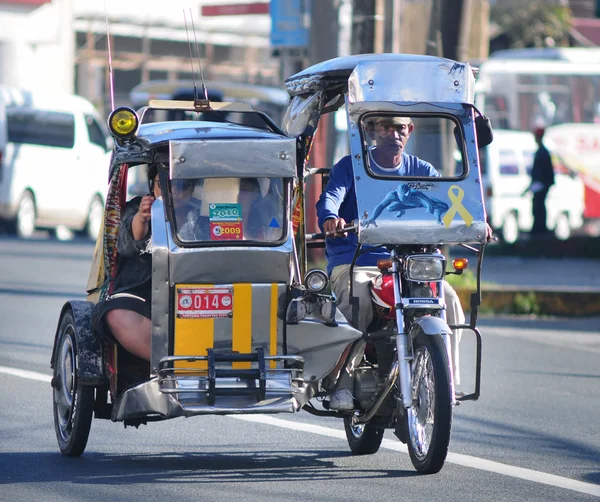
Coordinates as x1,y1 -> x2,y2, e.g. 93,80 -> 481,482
316,115 -> 473,411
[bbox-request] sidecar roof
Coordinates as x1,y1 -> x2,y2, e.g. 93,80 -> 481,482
284,53 -> 479,98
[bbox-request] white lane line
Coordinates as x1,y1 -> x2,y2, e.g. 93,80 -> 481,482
0,365 -> 52,383
3,365 -> 599,497
234,416 -> 600,497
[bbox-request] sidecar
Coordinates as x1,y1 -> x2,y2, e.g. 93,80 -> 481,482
50,97 -> 362,456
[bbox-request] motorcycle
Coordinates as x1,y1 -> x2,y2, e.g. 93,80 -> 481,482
50,53 -> 491,474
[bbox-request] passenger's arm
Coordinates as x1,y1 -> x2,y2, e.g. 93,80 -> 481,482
117,197 -> 152,257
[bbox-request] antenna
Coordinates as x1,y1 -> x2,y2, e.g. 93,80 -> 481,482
183,9 -> 209,110
103,0 -> 115,111
189,9 -> 208,101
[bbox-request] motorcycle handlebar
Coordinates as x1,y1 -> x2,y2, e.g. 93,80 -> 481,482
306,224 -> 359,241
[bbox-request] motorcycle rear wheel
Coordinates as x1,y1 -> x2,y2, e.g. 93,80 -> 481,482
404,332 -> 452,474
344,417 -> 385,455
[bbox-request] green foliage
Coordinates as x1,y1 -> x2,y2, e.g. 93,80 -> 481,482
491,0 -> 572,48
512,292 -> 541,315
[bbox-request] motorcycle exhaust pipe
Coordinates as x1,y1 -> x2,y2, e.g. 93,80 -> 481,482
352,360 -> 399,425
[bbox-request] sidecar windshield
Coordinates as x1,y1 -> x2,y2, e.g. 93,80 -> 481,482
361,114 -> 466,179
168,176 -> 286,244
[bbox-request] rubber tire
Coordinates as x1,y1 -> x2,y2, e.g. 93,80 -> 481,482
344,417 -> 385,455
554,212 -> 571,241
501,212 -> 519,245
85,196 -> 104,241
15,191 -> 36,239
52,310 -> 94,457
404,332 -> 452,474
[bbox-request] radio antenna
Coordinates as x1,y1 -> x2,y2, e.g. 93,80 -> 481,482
103,0 -> 115,111
183,9 -> 209,109
189,9 -> 208,101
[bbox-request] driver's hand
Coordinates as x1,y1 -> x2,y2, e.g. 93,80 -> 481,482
323,217 -> 348,237
137,195 -> 155,224
485,223 -> 496,243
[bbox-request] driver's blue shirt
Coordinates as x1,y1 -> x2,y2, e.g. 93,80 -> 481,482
317,153 -> 439,276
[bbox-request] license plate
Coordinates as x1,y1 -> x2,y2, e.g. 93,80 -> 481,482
176,287 -> 233,318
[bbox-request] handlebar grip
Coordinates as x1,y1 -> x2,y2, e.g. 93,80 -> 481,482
306,224 -> 358,241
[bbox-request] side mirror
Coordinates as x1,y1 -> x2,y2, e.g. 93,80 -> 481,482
475,115 -> 493,149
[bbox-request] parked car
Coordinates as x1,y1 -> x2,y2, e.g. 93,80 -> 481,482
0,86 -> 111,239
479,129 -> 584,243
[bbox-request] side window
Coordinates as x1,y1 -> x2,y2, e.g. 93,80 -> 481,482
498,149 -> 519,176
7,108 -> 75,148
85,114 -> 108,150
523,150 -> 535,176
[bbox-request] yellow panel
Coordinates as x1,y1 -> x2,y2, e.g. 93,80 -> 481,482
232,283 -> 252,369
174,284 -> 215,370
270,283 -> 278,369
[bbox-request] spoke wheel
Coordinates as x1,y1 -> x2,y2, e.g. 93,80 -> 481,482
404,332 -> 452,474
344,415 -> 384,455
52,310 -> 94,456
85,196 -> 104,241
16,192 -> 36,239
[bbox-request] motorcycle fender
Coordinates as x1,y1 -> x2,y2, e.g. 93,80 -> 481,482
409,316 -> 452,337
50,300 -> 105,385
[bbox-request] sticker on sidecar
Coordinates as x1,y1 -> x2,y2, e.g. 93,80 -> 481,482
210,221 -> 243,240
176,287 -> 233,318
209,203 -> 242,222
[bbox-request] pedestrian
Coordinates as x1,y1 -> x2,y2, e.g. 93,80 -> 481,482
524,127 -> 555,235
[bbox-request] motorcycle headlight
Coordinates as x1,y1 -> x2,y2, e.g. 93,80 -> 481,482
304,269 -> 329,293
404,255 -> 445,282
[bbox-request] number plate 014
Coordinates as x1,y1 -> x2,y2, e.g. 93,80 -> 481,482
176,287 -> 233,318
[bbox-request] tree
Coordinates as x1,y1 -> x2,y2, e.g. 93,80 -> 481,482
490,0 -> 572,49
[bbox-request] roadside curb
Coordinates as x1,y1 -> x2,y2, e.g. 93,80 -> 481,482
455,286 -> 600,317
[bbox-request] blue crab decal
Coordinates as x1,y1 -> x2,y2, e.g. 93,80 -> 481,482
362,184 -> 449,228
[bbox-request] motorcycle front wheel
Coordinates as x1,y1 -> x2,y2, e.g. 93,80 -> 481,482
404,332 -> 452,474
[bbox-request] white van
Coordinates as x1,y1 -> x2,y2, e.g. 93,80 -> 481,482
479,129 -> 584,244
0,86 -> 111,239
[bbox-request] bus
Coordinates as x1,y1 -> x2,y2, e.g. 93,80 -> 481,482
474,48 -> 600,222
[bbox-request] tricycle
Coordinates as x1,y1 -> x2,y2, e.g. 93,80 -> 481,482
51,53 -> 492,474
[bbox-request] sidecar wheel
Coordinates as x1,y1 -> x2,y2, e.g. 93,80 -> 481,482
404,332 -> 452,474
344,417 -> 384,455
52,310 -> 94,456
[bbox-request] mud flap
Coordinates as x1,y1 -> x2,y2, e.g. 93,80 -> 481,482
50,301 -> 105,385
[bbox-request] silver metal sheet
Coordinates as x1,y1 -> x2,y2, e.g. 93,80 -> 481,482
168,238 -> 294,284
345,103 -> 488,245
348,60 -> 475,105
151,197 -> 171,373
286,309 -> 363,380
169,139 -> 296,179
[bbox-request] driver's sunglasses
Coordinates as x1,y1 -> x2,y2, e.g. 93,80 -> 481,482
376,122 -> 409,133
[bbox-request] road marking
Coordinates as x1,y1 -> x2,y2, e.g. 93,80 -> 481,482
0,365 -> 52,383
3,365 -> 599,497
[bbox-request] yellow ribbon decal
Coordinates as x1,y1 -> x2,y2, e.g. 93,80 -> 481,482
442,185 -> 474,228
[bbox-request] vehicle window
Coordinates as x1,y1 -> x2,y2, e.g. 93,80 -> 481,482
498,149 -> 519,175
523,150 -> 535,175
85,114 -> 108,150
478,147 -> 488,174
361,114 -> 465,179
7,108 -> 75,148
170,177 -> 286,244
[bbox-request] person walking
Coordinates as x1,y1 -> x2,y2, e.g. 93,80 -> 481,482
525,127 -> 555,235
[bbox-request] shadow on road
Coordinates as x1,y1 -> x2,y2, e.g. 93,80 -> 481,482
0,449 -> 420,485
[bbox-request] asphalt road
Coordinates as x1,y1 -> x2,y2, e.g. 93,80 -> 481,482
0,236 -> 599,502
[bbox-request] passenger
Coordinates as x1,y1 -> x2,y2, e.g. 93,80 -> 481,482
316,115 -> 485,411
93,164 -> 161,361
